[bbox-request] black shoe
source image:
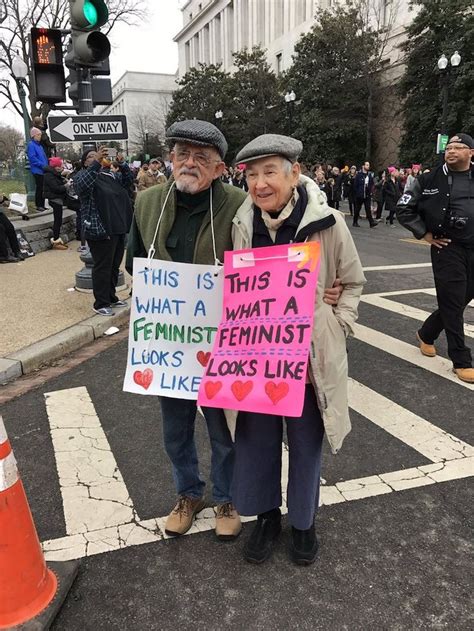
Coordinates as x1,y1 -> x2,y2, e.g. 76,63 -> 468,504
352,222 -> 360,227
370,222 -> 377,228
243,508 -> 281,564
289,524 -> 319,566
13,252 -> 26,260
0,255 -> 19,264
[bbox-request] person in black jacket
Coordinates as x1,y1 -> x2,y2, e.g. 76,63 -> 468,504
397,132 -> 474,383
43,157 -> 68,250
353,161 -> 376,228
383,167 -> 401,225
74,148 -> 133,316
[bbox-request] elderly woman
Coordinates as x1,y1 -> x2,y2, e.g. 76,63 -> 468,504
230,134 -> 365,566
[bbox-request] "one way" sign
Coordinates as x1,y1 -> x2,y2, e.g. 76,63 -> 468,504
48,115 -> 128,142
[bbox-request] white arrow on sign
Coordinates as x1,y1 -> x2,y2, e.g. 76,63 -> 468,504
53,117 -> 125,140
54,118 -> 75,140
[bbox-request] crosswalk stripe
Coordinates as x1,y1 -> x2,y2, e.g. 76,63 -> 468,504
348,379 -> 474,462
353,323 -> 474,390
44,386 -> 137,535
362,263 -> 432,271
361,294 -> 474,337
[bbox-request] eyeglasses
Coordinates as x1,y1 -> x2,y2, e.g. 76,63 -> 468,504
174,149 -> 220,167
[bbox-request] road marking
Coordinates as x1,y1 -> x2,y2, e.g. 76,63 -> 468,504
348,379 -> 473,462
361,294 -> 474,337
365,288 -> 436,297
44,386 -> 138,535
399,238 -> 431,246
362,263 -> 431,271
353,324 -> 474,390
40,380 -> 473,561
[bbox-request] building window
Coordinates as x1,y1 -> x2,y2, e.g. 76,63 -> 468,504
257,0 -> 265,45
296,0 -> 307,24
185,41 -> 191,71
215,13 -> 222,63
241,0 -> 249,48
276,52 -> 283,75
274,0 -> 284,38
203,24 -> 210,63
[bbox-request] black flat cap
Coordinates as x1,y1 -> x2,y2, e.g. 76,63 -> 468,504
235,134 -> 303,165
166,119 -> 228,159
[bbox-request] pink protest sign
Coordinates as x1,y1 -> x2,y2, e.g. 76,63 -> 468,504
197,242 -> 321,417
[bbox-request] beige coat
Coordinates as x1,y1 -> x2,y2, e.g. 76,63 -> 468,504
229,175 -> 366,453
137,168 -> 167,191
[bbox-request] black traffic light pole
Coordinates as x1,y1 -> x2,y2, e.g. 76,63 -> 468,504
78,66 -> 93,114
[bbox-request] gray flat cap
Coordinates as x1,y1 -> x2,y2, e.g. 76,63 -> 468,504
235,134 -> 303,165
166,119 -> 228,159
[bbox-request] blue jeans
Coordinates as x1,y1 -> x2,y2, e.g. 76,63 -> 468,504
160,397 -> 234,504
232,384 -> 325,530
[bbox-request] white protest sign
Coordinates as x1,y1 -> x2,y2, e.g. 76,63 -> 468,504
123,257 -> 223,399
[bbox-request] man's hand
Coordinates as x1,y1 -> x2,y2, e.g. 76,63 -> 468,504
116,151 -> 124,163
323,278 -> 343,306
423,232 -> 451,249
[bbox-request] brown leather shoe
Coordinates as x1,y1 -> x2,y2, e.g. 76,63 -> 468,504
164,496 -> 205,536
416,332 -> 436,357
453,368 -> 474,383
215,502 -> 242,541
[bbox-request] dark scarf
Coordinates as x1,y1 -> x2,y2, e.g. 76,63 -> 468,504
252,185 -> 308,248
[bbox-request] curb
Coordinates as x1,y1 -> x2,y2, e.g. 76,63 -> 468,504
0,307 -> 130,385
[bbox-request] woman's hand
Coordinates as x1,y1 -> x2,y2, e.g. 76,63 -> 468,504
323,278 -> 343,305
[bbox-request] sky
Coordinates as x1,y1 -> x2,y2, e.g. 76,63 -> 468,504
1,1 -> 182,131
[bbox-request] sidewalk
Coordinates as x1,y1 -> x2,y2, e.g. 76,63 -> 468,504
0,241 -> 131,383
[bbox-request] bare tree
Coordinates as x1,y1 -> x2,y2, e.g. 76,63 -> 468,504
129,104 -> 167,155
0,0 -> 147,121
0,123 -> 23,161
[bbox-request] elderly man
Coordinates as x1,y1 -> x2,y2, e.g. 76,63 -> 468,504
229,134 -> 365,565
126,120 -> 247,540
137,157 -> 167,191
397,133 -> 474,383
126,121 -> 344,540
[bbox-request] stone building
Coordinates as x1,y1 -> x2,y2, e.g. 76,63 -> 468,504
98,71 -> 177,154
174,0 -> 419,168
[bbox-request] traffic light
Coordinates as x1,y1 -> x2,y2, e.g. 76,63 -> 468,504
29,27 -> 66,103
64,41 -> 79,109
68,0 -> 111,68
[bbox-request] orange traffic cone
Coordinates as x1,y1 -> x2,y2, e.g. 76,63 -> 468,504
0,416 -> 79,629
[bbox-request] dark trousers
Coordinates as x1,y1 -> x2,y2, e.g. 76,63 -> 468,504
88,234 -> 125,309
354,196 -> 375,226
347,194 -> 355,215
49,201 -> 63,240
376,199 -> 385,219
386,202 -> 397,224
419,244 -> 473,368
160,398 -> 234,504
232,384 -> 325,530
0,212 -> 21,257
33,174 -> 44,209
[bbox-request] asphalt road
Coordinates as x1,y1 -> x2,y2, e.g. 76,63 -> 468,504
2,215 -> 473,630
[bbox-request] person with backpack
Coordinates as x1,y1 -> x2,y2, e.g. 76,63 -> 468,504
74,147 -> 134,316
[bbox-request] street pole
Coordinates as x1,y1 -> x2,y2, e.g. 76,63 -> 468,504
440,73 -> 449,136
15,78 -> 36,202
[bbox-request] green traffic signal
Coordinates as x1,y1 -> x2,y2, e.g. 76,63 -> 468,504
84,1 -> 98,27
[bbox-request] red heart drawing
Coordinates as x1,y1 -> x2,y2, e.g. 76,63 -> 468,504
133,368 -> 154,390
204,381 -> 222,399
231,380 -> 253,401
265,381 -> 289,405
197,351 -> 211,367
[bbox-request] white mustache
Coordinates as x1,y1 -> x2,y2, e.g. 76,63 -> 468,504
178,167 -> 199,177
